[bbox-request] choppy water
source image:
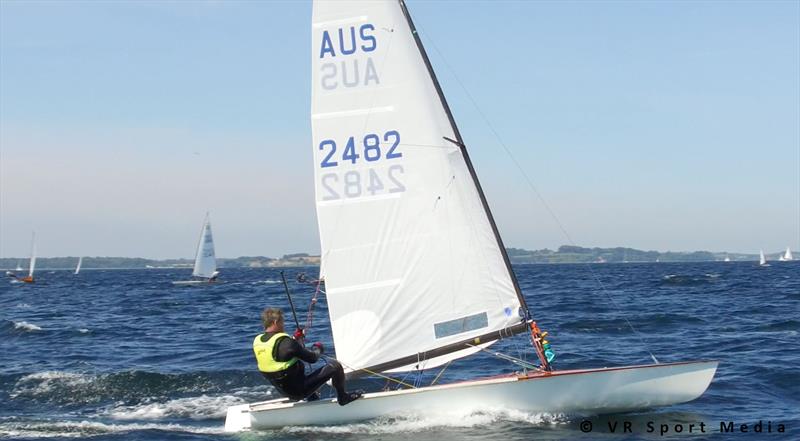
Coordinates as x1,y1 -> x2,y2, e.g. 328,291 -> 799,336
1,262 -> 798,440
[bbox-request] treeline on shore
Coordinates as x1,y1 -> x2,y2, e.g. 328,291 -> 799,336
506,246 -> 749,264
1,247 -> 768,269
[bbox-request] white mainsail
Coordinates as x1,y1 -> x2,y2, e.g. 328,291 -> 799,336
75,257 -> 83,275
28,232 -> 37,278
783,247 -> 793,261
311,1 -> 526,374
759,250 -> 767,266
192,214 -> 217,279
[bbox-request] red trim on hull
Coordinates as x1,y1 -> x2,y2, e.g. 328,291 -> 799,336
446,360 -> 718,387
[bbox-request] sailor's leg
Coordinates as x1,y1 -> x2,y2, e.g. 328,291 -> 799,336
302,359 -> 345,398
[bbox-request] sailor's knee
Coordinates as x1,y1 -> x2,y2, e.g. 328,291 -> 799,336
327,359 -> 343,372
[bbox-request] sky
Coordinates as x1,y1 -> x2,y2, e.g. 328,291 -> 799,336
1,0 -> 798,259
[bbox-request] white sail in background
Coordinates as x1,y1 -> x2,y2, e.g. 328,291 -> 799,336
311,1 -> 525,373
783,247 -> 793,261
15,261 -> 22,271
759,250 -> 767,266
75,257 -> 83,275
192,214 -> 217,279
28,232 -> 37,278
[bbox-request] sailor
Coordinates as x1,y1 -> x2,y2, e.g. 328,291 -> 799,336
254,308 -> 363,405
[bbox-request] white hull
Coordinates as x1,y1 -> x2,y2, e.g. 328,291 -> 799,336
225,360 -> 717,432
171,279 -> 217,286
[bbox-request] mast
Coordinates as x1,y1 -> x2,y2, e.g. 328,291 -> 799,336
397,0 -> 530,319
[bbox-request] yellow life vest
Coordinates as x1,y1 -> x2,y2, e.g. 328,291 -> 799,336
253,332 -> 298,373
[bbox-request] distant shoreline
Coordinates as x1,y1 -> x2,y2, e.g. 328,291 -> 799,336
2,246 -> 790,269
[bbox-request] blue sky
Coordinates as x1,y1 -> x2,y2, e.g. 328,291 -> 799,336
1,0 -> 798,258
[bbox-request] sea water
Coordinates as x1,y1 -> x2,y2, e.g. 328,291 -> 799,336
1,262 -> 798,440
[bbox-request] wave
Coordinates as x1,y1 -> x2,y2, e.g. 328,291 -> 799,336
281,408 -> 570,434
14,320 -> 43,332
256,279 -> 282,284
661,273 -> 720,286
2,320 -> 44,333
9,372 -> 92,400
0,420 -> 225,439
559,319 -> 630,334
757,320 -> 800,332
637,313 -> 705,327
7,370 -> 271,406
105,394 -> 247,421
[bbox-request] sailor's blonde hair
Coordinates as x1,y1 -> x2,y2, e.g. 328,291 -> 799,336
261,308 -> 284,329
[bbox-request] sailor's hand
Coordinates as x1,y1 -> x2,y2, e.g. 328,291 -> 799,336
293,328 -> 305,345
312,342 -> 324,355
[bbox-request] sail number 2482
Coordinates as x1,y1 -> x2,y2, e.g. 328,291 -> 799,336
318,130 -> 405,201
319,130 -> 401,168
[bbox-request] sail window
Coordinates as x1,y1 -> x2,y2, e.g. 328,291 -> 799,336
434,312 -> 489,339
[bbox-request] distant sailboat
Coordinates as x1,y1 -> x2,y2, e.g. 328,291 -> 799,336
15,261 -> 23,271
759,250 -> 769,267
172,213 -> 219,286
723,256 -> 731,262
74,257 -> 83,275
778,247 -> 793,262
20,232 -> 36,283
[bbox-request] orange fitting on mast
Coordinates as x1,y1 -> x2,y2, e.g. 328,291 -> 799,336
529,321 -> 552,372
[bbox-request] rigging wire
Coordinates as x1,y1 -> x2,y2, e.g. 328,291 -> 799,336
323,355 -> 417,389
466,344 -> 544,372
430,361 -> 451,386
416,25 -> 660,365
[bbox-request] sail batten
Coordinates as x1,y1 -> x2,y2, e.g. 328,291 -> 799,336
311,0 -> 527,374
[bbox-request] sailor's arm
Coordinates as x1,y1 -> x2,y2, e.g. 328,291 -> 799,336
280,337 -> 321,363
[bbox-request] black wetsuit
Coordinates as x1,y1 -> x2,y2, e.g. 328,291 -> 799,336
259,332 -> 348,401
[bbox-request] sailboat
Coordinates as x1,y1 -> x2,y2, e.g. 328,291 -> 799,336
74,257 -> 83,275
20,232 -> 36,283
759,250 -> 769,267
778,247 -> 793,262
224,0 -> 717,431
172,213 -> 220,286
